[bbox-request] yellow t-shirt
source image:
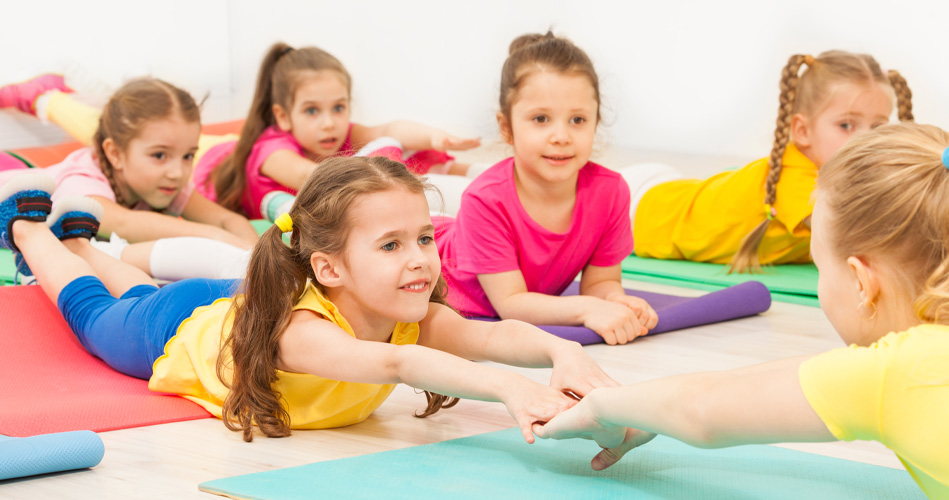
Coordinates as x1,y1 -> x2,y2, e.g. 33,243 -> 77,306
148,282 -> 420,429
634,143 -> 817,264
799,325 -> 949,498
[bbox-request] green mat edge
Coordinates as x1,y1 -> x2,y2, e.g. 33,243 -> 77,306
621,271 -> 821,308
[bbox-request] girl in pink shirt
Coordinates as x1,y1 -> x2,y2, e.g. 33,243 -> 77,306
195,42 -> 482,220
436,32 -> 657,346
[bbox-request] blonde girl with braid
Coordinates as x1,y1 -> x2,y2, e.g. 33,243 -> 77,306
537,123 -> 949,498
0,78 -> 260,281
0,155 -> 616,443
632,50 -> 913,272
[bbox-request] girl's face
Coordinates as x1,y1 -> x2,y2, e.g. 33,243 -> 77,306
500,70 -> 598,186
274,70 -> 351,160
794,82 -> 893,167
328,187 -> 440,329
109,115 -> 200,209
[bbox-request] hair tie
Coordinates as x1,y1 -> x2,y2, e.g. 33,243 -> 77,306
943,147 -> 949,169
764,203 -> 776,221
803,55 -> 815,66
275,213 -> 293,233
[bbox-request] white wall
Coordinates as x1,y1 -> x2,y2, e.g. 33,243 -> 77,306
3,0 -> 948,161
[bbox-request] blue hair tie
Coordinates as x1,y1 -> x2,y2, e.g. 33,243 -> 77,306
943,146 -> 949,169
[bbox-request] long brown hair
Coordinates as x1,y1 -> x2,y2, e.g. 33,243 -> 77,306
729,50 -> 914,273
219,156 -> 457,441
92,78 -> 200,207
817,123 -> 949,323
499,30 -> 601,130
210,42 -> 351,213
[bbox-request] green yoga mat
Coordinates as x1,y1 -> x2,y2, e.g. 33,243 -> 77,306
199,428 -> 922,500
622,255 -> 820,307
0,248 -> 16,285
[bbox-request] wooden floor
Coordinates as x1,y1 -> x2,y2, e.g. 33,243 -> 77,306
2,278 -> 902,499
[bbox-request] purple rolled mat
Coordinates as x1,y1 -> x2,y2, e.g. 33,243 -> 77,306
477,281 -> 772,345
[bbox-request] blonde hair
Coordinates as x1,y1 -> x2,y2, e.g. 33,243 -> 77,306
817,122 -> 949,323
93,78 -> 201,208
730,50 -> 913,273
219,156 -> 457,441
210,42 -> 352,213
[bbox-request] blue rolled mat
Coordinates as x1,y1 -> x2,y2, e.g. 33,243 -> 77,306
0,431 -> 104,480
478,281 -> 772,345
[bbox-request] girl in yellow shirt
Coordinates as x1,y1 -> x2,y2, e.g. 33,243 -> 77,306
631,50 -> 913,272
537,123 -> 949,498
1,155 -> 616,443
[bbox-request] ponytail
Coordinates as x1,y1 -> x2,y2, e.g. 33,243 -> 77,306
212,43 -> 293,212
729,54 -> 810,273
219,223 -> 310,441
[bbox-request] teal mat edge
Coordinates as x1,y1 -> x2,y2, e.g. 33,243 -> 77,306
622,271 -> 821,308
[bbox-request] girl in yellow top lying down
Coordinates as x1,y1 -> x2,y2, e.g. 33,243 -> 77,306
631,50 -> 913,272
537,123 -> 949,499
2,155 -> 615,443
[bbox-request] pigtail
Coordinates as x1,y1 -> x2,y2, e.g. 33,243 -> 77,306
729,54 -> 810,273
888,70 -> 914,122
212,43 -> 293,212
92,124 -> 128,208
220,223 -> 310,442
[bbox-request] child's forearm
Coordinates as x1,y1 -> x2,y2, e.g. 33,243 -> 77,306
493,291 -> 601,326
393,344 -> 530,403
478,319 -> 586,368
379,120 -> 443,151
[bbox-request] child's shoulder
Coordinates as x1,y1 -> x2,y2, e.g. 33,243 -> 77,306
579,161 -> 629,196
467,157 -> 515,191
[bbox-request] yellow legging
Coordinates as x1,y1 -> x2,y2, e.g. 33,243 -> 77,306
45,91 -> 236,165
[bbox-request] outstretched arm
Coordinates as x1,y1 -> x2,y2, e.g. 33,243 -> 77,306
535,356 -> 834,469
277,308 -> 575,443
351,121 -> 480,152
420,302 -> 618,397
180,191 -> 259,247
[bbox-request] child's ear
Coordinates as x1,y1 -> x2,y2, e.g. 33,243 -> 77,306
496,111 -> 513,145
311,252 -> 342,288
790,113 -> 811,148
102,138 -> 123,171
847,255 -> 880,306
273,104 -> 292,132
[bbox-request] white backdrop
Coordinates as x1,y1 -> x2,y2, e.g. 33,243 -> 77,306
2,0 -> 947,161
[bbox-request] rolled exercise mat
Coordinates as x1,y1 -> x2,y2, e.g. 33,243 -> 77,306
0,431 -> 104,480
478,281 -> 772,345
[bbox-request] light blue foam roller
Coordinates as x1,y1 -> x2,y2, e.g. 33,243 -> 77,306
0,431 -> 104,480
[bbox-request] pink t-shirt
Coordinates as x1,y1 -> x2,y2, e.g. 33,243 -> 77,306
193,124 -> 354,219
435,158 -> 633,317
0,148 -> 192,216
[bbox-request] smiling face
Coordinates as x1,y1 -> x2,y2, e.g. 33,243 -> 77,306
109,115 -> 200,209
320,186 -> 440,332
794,81 -> 894,167
499,70 -> 598,186
274,70 -> 351,160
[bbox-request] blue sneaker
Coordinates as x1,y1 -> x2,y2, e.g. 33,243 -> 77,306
0,171 -> 55,253
47,196 -> 103,241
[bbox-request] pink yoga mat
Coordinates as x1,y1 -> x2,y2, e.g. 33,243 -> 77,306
478,281 -> 772,345
0,286 -> 210,437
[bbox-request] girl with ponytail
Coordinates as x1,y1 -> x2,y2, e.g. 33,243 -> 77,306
1,155 -> 614,444
537,123 -> 949,499
632,50 -> 912,272
193,42 -> 481,220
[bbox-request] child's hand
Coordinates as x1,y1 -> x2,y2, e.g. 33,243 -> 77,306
608,295 -> 658,332
582,298 -> 650,345
501,378 -> 577,444
549,343 -> 619,398
431,131 -> 481,152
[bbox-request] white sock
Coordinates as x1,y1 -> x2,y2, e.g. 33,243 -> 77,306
149,237 -> 252,281
88,233 -> 130,260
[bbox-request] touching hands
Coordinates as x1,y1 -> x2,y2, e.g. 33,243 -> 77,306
582,295 -> 658,345
533,393 -> 656,470
430,131 -> 481,152
502,378 -> 577,444
549,343 -> 619,398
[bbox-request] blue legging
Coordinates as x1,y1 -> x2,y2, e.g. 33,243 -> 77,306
57,276 -> 240,379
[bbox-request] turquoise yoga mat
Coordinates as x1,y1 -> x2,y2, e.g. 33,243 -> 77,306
0,431 -> 104,480
199,428 -> 923,500
622,255 -> 820,307
0,248 -> 16,286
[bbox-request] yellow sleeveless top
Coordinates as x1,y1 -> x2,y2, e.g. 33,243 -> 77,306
634,143 -> 817,264
148,282 -> 420,429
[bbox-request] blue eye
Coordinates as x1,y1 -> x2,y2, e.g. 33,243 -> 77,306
418,235 -> 434,245
839,122 -> 854,131
333,104 -> 346,113
382,241 -> 398,251
305,107 -> 318,116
